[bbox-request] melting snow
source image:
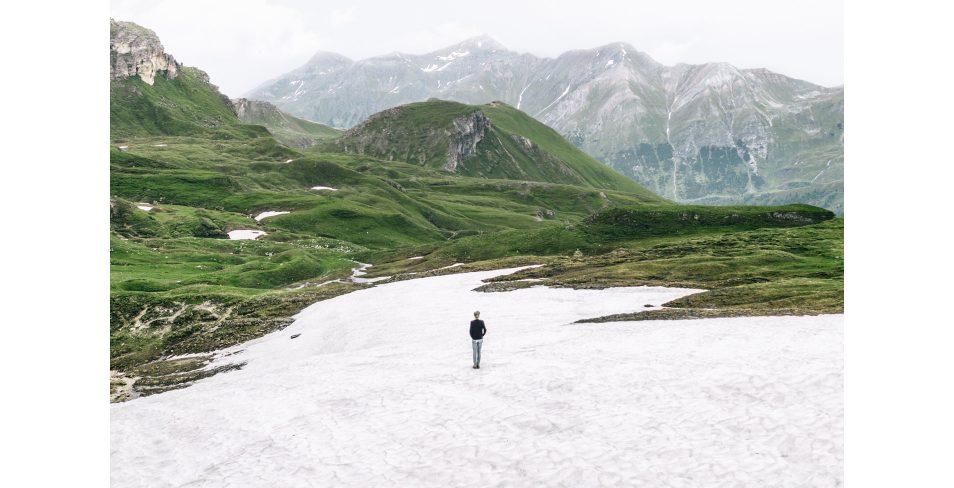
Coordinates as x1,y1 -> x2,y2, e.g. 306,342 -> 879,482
152,144 -> 167,147
227,230 -> 266,240
136,204 -> 153,212
811,159 -> 834,184
516,80 -> 534,110
421,60 -> 456,72
311,186 -> 338,191
111,268 -> 843,487
254,211 -> 290,221
437,50 -> 470,62
606,59 -> 615,67
448,74 -> 473,85
349,262 -> 391,284
284,159 -> 294,164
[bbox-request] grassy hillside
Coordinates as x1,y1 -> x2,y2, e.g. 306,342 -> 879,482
109,38 -> 841,401
233,98 -> 341,148
111,68 -> 265,140
362,218 -> 843,321
325,100 -> 660,197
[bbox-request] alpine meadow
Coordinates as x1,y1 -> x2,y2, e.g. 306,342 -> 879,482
109,15 -> 844,487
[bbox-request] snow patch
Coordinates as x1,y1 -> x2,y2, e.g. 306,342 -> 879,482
284,159 -> 294,164
437,50 -> 470,62
152,144 -> 167,147
310,186 -> 338,191
811,159 -> 834,183
349,262 -> 391,284
227,230 -> 266,240
136,204 -> 153,212
254,211 -> 290,221
516,80 -> 534,110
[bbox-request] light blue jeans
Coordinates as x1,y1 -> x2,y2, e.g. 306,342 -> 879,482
472,339 -> 483,366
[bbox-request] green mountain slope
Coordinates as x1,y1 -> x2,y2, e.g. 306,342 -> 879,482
108,20 -> 841,402
232,98 -> 341,148
324,100 -> 660,197
110,66 -> 267,140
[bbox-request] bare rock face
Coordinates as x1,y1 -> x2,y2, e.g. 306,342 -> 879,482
110,19 -> 179,85
444,111 -> 491,172
231,97 -> 260,119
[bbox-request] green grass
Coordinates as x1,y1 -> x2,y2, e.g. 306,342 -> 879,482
489,219 -> 844,319
109,70 -> 844,400
111,68 -> 266,140
361,217 -> 842,319
392,203 -> 835,264
234,98 -> 342,148
324,100 -> 664,196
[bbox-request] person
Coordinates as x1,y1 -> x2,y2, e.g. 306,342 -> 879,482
469,311 -> 487,369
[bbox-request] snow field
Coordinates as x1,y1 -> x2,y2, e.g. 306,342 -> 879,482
111,268 -> 842,487
254,211 -> 290,221
227,229 -> 267,240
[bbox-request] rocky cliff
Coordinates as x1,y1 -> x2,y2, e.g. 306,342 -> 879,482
110,20 -> 261,140
445,111 -> 492,172
110,19 -> 179,85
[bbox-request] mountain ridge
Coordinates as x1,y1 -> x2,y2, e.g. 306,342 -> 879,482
248,38 -> 843,213
325,99 -> 660,196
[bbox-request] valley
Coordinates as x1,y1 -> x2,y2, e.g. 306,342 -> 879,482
109,19 -> 842,404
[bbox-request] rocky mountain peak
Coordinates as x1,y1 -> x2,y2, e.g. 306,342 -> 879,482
110,19 -> 179,85
305,51 -> 354,67
452,35 -> 506,52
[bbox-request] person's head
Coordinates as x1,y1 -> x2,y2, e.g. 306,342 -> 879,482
474,311 -> 480,318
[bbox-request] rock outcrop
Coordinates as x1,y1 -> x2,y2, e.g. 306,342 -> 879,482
230,97 -> 340,147
110,18 -> 179,85
444,111 -> 491,172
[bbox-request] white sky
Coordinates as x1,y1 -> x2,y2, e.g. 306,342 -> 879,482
110,0 -> 843,97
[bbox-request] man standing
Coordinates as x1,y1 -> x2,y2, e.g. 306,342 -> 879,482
470,311 -> 487,369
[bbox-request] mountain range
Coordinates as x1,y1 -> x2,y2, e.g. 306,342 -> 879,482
108,19 -> 841,401
248,37 -> 843,213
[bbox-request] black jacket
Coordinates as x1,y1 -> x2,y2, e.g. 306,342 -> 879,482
469,319 -> 486,340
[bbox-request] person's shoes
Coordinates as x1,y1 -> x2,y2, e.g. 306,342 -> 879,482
476,365 -> 480,369
472,365 -> 477,369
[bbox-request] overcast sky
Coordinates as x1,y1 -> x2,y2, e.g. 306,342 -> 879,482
110,0 -> 843,98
